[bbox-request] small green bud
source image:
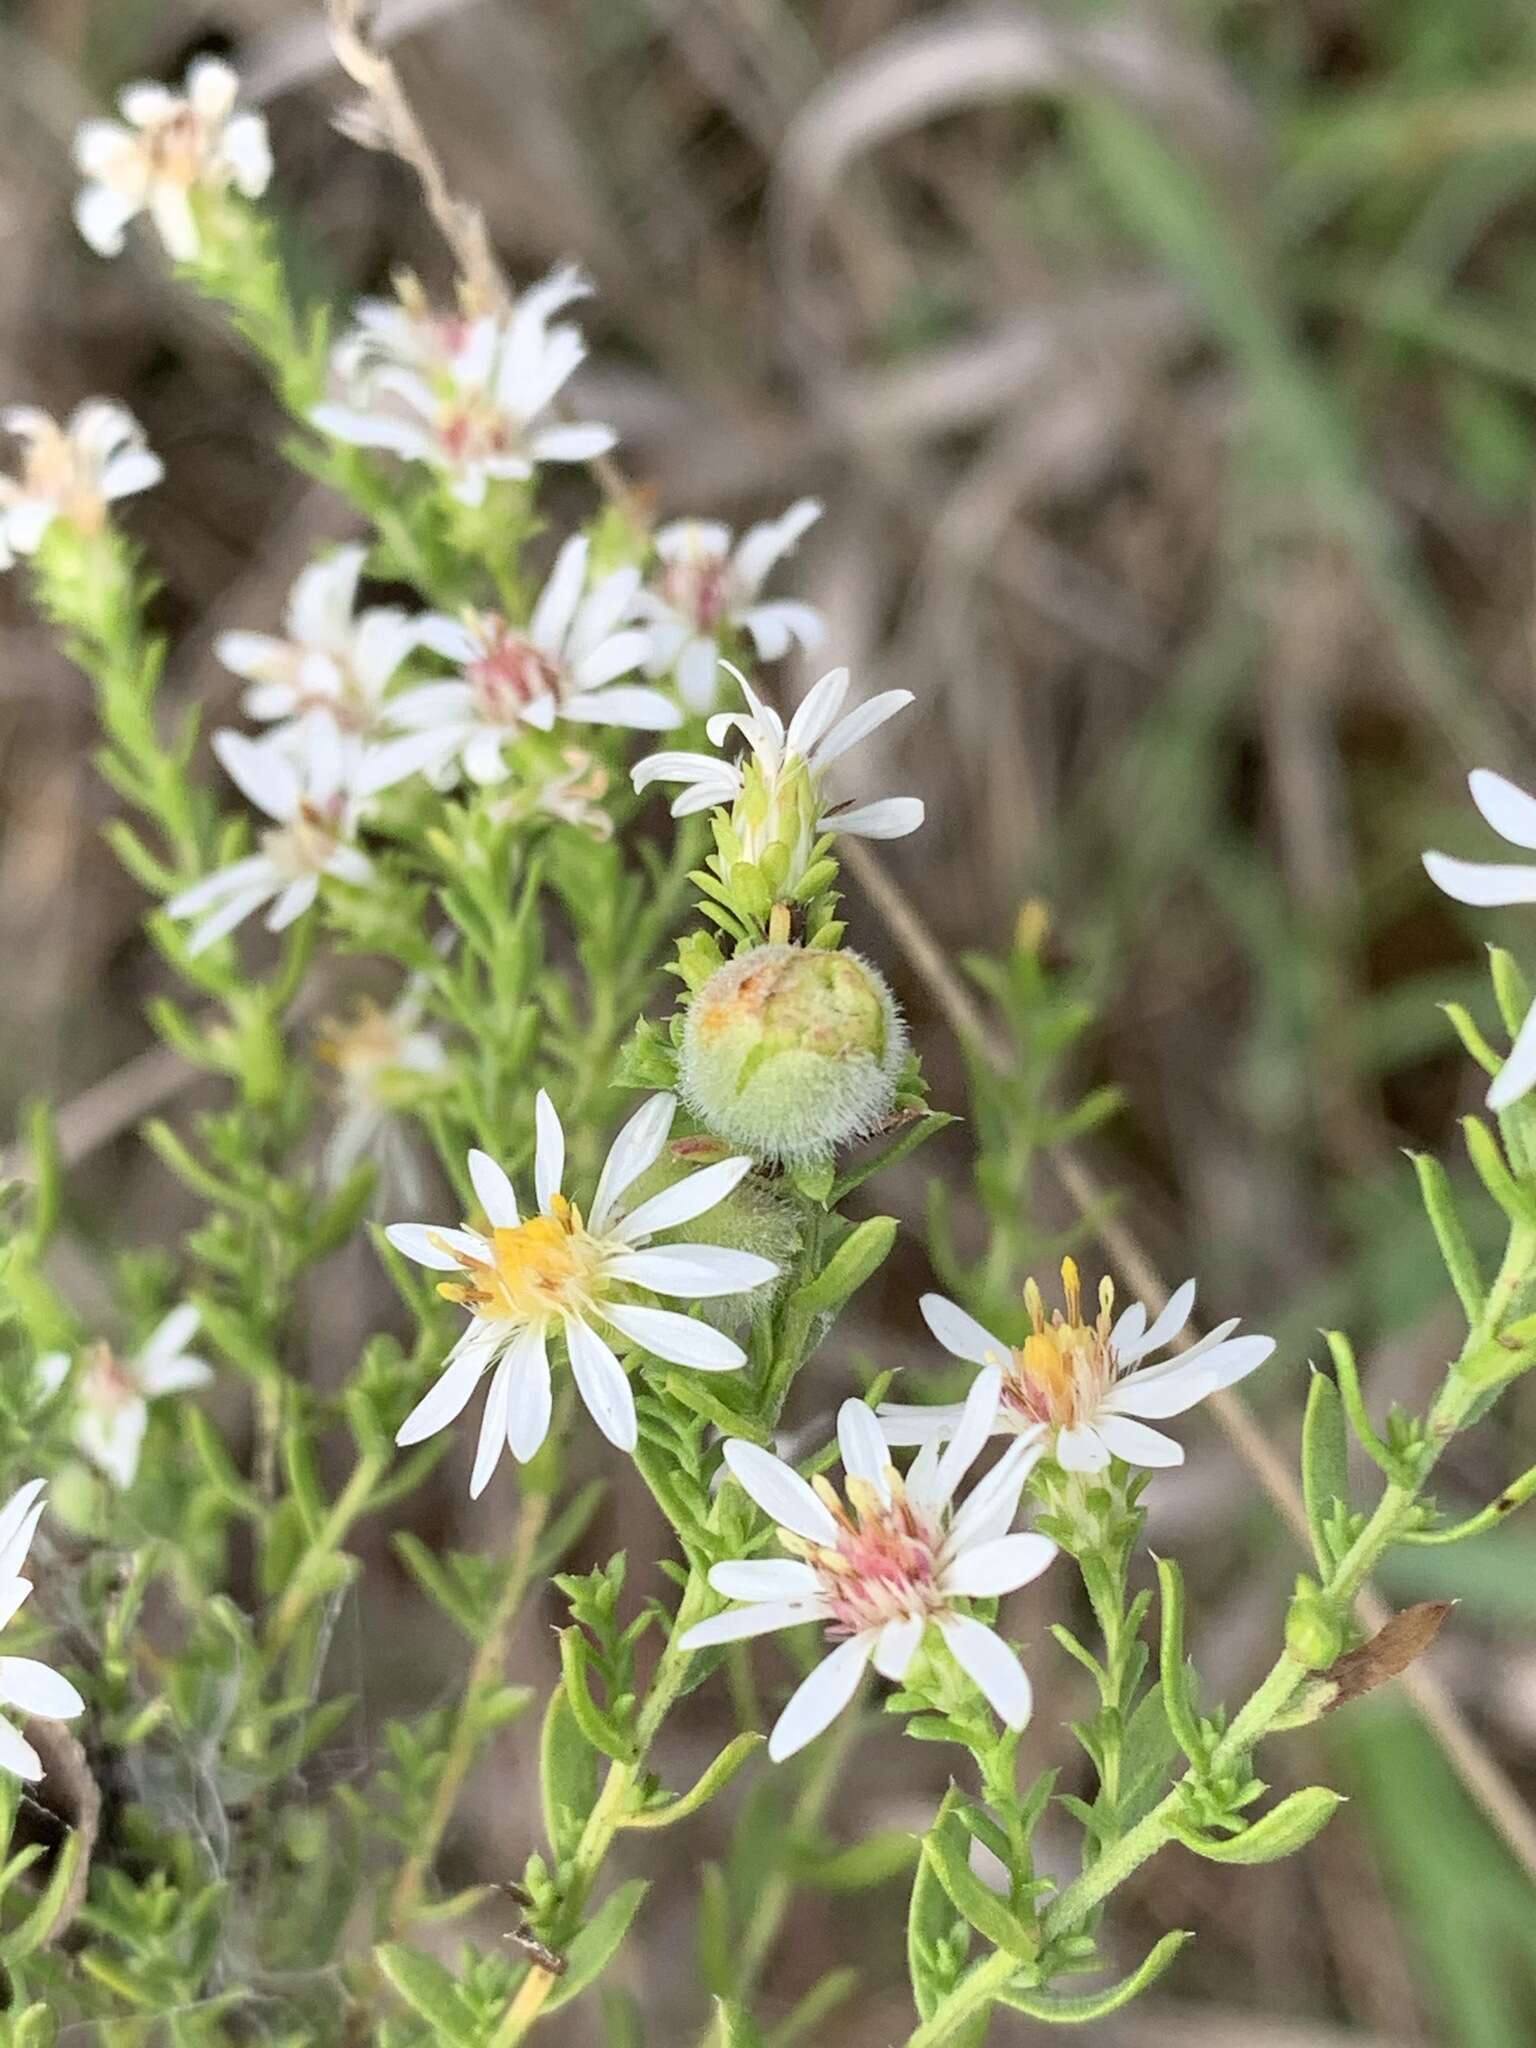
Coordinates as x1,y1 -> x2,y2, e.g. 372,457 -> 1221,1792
1284,1578 -> 1345,1670
680,943 -> 906,1166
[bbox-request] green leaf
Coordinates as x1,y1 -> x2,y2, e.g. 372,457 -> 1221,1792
1462,1117 -> 1536,1227
374,1943 -> 478,2043
1410,1154 -> 1484,1324
624,1732 -> 763,1830
787,1216 -> 898,1320
0,1830 -> 81,1966
1153,1559 -> 1205,1768
997,1930 -> 1193,2022
907,1788 -> 968,2021
1301,1370 -> 1349,1572
541,1680 -> 600,1865
558,1629 -> 636,1764
543,1879 -> 651,2013
921,1807 -> 1037,1964
1172,1786 -> 1344,1864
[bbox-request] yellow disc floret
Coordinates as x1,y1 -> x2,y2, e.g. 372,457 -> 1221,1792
436,1195 -> 602,1323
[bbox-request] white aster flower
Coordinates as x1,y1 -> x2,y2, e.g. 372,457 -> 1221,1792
73,58 -> 272,263
312,265 -> 615,507
385,536 -> 678,785
385,1091 -> 777,1492
681,1371 -> 1056,1760
37,1307 -> 212,1490
1424,769 -> 1536,1111
0,401 -> 161,564
317,988 -> 448,1209
637,500 -> 825,712
0,1481 -> 85,1782
166,722 -> 440,955
633,664 -> 923,889
217,545 -> 426,742
880,1258 -> 1274,1476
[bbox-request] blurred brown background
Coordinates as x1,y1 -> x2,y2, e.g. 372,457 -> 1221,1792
6,1 -> 1536,2042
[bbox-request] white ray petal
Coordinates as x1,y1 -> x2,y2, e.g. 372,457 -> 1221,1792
384,1224 -> 490,1272
395,1331 -> 499,1446
680,1601 -> 822,1650
926,1367 -> 1005,1510
565,1316 -> 637,1451
505,1325 -> 553,1462
722,1440 -> 838,1544
610,1156 -> 751,1243
1094,1415 -> 1185,1468
1422,851 -> 1536,907
601,1302 -> 745,1371
836,1400 -> 892,1497
1470,768 -> 1536,851
1118,1278 -> 1197,1365
589,1092 -> 677,1235
1490,999 -> 1536,1113
940,1533 -> 1058,1599
873,1614 -> 924,1682
534,1090 -> 566,1214
876,1401 -> 967,1446
468,1149 -> 519,1229
0,1656 -> 84,1720
919,1294 -> 1012,1370
1055,1425 -> 1111,1474
604,1246 -> 778,1298
708,1560 -> 821,1603
0,1719 -> 42,1782
469,1358 -> 513,1498
938,1617 -> 1032,1729
768,1635 -> 873,1761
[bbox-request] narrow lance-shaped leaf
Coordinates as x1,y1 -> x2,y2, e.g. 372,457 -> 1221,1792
1410,1153 -> 1484,1325
996,1929 -> 1193,2023
1301,1370 -> 1349,1573
1171,1786 -> 1345,1864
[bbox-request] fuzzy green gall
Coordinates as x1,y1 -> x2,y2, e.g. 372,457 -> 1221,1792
679,942 -> 906,1165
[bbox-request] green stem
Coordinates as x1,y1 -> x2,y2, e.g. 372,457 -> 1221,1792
487,1576 -> 709,2046
264,1448 -> 387,1661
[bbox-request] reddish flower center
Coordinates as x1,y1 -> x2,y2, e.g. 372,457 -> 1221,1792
660,549 -> 733,632
467,628 -> 562,728
786,1473 -> 944,1638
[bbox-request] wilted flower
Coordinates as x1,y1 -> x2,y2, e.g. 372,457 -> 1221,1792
880,1260 -> 1274,1475
217,545 -> 426,742
317,988 -> 448,1207
681,943 -> 907,1166
384,536 -> 677,785
166,722 -> 439,955
0,402 -> 161,565
73,58 -> 272,263
1423,769 -> 1536,1111
682,1371 -> 1055,1759
312,266 -> 615,506
633,665 -> 923,894
0,1481 -> 85,1782
36,1307 -> 212,1489
385,1091 -> 777,1491
636,500 -> 825,712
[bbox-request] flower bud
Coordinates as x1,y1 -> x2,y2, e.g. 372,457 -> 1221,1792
623,1135 -> 802,1329
680,943 -> 906,1166
1284,1579 -> 1345,1670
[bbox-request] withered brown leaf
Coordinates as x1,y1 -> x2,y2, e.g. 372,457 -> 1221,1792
1323,1602 -> 1453,1712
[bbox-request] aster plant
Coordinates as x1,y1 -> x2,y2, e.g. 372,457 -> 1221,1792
0,14 -> 1531,2047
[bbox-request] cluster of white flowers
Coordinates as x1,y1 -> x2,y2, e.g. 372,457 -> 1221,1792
73,57 -> 272,264
312,267 -> 616,509
0,402 -> 161,567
